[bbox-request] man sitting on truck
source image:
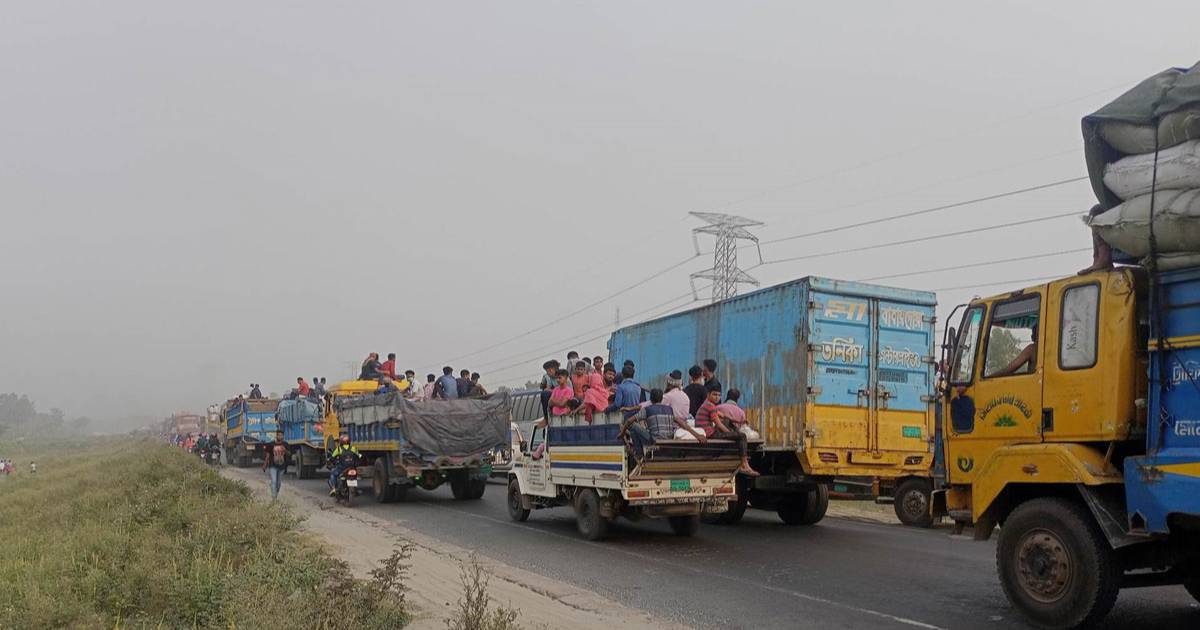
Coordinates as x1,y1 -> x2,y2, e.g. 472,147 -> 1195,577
619,388 -> 706,461
328,435 -> 362,496
607,365 -> 643,418
696,386 -> 758,476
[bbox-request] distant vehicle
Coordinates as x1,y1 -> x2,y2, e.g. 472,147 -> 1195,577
323,381 -> 510,503
277,398 -> 325,479
222,398 -> 279,467
491,389 -> 542,478
607,276 -> 939,528
507,411 -> 743,540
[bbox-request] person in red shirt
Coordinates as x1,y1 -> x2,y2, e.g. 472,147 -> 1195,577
380,353 -> 397,380
296,377 -> 311,396
694,385 -> 757,476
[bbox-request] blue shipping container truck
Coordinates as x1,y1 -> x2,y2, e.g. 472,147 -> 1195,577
1125,267 -> 1200,534
223,398 -> 279,467
277,398 -> 326,479
607,276 -> 939,527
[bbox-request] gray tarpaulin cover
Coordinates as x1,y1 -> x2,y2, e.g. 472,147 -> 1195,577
1084,62 -> 1200,208
335,392 -> 511,457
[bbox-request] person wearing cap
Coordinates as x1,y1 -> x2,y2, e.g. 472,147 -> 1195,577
662,370 -> 690,421
695,384 -> 757,476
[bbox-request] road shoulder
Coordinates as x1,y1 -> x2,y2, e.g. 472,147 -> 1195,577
221,467 -> 689,630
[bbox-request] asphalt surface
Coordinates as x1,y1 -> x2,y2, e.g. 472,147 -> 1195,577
281,475 -> 1198,630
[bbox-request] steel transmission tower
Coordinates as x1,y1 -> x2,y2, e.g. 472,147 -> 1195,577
689,212 -> 764,303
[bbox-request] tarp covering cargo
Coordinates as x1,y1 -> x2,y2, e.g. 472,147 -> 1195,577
335,392 -> 510,457
277,399 -> 321,424
1083,62 -> 1200,208
1103,139 -> 1200,200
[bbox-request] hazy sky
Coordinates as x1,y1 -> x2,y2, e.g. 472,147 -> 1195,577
2,1 -> 1197,426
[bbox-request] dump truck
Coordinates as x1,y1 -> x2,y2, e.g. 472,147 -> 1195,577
935,267 -> 1200,628
277,398 -> 325,478
222,398 -> 279,466
507,411 -> 743,539
323,381 -> 510,503
166,412 -> 202,437
607,276 -> 938,527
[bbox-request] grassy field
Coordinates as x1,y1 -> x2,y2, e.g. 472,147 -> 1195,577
0,438 -> 408,630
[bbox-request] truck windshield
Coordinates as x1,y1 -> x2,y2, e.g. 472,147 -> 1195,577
950,307 -> 984,384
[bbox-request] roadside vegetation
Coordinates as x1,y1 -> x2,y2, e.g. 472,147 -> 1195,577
0,439 -> 409,629
444,555 -> 522,630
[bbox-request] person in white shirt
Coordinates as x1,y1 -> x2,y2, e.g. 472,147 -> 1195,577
662,370 -> 691,422
404,370 -> 425,400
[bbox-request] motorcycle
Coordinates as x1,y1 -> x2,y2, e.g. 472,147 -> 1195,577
335,464 -> 360,506
205,447 -> 221,467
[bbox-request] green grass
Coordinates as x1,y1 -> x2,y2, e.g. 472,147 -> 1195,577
0,439 -> 408,629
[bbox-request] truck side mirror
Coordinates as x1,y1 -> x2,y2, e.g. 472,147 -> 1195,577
519,440 -> 528,452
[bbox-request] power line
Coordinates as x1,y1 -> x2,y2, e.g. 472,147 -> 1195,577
759,176 -> 1087,247
857,248 -> 1090,283
441,253 -> 699,365
707,79 -> 1133,211
763,211 -> 1079,267
934,275 -> 1064,292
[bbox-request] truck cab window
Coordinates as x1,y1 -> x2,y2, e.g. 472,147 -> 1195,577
529,425 -> 546,452
1060,284 -> 1099,369
950,307 -> 984,384
984,295 -> 1041,378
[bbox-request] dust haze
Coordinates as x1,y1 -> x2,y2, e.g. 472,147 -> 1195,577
1,1 -> 1195,430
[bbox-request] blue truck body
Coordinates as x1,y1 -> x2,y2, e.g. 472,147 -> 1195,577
277,399 -> 324,449
606,277 -> 938,524
1124,267 -> 1200,534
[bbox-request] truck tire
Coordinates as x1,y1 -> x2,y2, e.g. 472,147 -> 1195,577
668,515 -> 700,537
507,479 -> 530,522
574,489 -> 609,540
467,478 -> 487,500
1186,575 -> 1200,604
997,497 -> 1120,630
777,484 -> 829,526
295,449 -> 309,479
894,478 -> 934,528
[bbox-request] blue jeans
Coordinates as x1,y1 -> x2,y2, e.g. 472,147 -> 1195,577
627,423 -> 655,460
329,463 -> 350,490
267,466 -> 284,499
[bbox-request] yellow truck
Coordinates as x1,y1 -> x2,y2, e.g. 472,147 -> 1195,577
936,268 -> 1200,628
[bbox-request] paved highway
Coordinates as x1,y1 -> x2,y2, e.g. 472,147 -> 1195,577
284,476 -> 1197,630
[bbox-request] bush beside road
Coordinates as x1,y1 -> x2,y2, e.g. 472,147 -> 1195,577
0,440 -> 408,630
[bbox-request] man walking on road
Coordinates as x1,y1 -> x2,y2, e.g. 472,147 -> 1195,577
262,430 -> 290,500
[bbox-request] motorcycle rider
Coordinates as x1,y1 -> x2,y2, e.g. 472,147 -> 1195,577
328,435 -> 361,496
205,433 -> 222,464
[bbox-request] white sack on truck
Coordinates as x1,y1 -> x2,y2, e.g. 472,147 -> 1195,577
1083,62 -> 1200,208
1103,139 -> 1200,200
1087,189 -> 1200,257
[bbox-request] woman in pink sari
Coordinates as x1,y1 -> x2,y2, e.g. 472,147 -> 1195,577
581,368 -> 610,423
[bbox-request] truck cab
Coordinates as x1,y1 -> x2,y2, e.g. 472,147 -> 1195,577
937,268 -> 1199,628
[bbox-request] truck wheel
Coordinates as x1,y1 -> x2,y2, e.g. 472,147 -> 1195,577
777,484 -> 829,526
1186,576 -> 1200,604
467,478 -> 487,500
574,489 -> 609,540
668,515 -> 700,537
295,449 -> 308,479
507,479 -> 530,522
449,472 -> 471,500
894,478 -> 934,528
997,497 -> 1119,630
373,459 -> 391,503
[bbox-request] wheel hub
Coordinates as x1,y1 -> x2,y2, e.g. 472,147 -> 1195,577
1016,529 -> 1072,603
902,489 -> 928,516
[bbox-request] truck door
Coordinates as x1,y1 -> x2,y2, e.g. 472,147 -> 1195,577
807,294 -> 872,451
524,425 -> 551,495
945,289 -> 1047,486
874,300 -> 937,457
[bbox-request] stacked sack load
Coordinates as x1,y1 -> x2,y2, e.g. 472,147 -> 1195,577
1084,62 -> 1200,270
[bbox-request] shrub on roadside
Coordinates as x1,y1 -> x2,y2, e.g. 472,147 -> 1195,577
0,440 -> 409,629
444,554 -> 522,630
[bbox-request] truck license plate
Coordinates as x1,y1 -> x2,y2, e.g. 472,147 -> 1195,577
670,479 -> 691,492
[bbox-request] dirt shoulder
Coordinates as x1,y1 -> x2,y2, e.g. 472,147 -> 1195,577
221,467 -> 689,630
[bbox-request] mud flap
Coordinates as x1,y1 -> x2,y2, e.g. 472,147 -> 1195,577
1076,484 -> 1143,549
